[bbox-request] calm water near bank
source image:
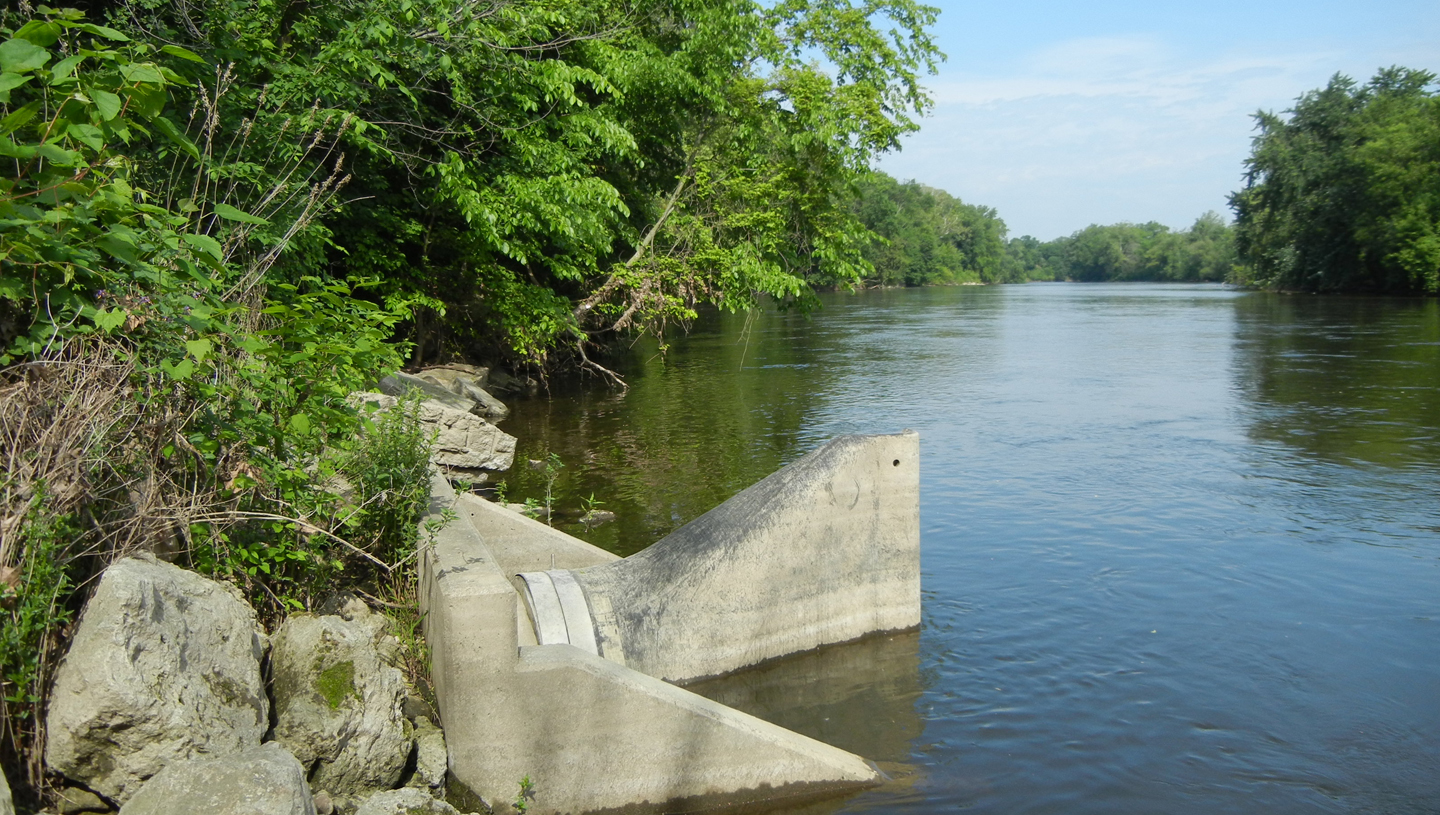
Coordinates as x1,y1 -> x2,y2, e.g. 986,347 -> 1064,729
501,283 -> 1440,814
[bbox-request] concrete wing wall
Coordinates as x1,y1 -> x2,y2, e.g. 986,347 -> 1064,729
419,473 -> 884,815
568,431 -> 920,684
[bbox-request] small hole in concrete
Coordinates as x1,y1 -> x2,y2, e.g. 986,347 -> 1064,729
893,459 -> 901,467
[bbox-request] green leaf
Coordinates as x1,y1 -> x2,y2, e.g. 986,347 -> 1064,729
160,44 -> 206,64
0,100 -> 42,135
288,413 -> 312,434
67,122 -> 104,152
13,20 -> 62,47
97,232 -> 139,263
0,137 -> 35,159
0,38 -> 50,73
91,89 -> 122,121
35,143 -> 79,165
160,358 -> 195,381
92,307 -> 127,333
212,203 -> 269,225
119,63 -> 164,85
0,72 -> 32,95
183,233 -> 224,262
184,338 -> 212,363
50,54 -> 83,82
75,23 -> 130,42
152,117 -> 199,160
125,84 -> 165,119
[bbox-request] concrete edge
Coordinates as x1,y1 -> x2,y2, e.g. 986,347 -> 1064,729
516,645 -> 880,780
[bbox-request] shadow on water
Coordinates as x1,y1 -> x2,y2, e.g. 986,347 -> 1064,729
497,304 -> 835,555
685,631 -> 927,814
1233,294 -> 1440,468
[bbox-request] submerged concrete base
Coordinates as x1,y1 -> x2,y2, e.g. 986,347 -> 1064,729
420,433 -> 919,814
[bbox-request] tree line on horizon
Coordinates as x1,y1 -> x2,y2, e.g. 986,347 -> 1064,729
851,174 -> 1237,286
860,65 -> 1439,294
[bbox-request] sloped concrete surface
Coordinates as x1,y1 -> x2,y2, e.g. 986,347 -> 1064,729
569,432 -> 920,683
420,465 -> 890,815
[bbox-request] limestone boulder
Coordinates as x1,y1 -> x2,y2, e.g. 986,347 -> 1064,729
355,788 -> 459,815
350,393 -> 515,475
416,367 -> 509,423
45,555 -> 268,804
1,767 -> 13,815
270,604 -> 411,799
118,743 -> 314,815
420,401 -> 514,473
406,718 -> 447,797
377,372 -> 473,414
485,368 -> 538,397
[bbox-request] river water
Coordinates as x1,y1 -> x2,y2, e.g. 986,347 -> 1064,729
499,283 -> 1440,814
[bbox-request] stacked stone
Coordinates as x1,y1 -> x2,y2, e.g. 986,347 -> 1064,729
43,557 -> 464,815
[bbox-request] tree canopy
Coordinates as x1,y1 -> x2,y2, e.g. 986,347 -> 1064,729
1230,67 -> 1440,294
1000,214 -> 1237,283
850,171 -> 1008,285
38,0 -> 943,376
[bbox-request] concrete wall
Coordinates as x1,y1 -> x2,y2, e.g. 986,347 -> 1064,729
420,474 -> 884,815
566,432 -> 920,684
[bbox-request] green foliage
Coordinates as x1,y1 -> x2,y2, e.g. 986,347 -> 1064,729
0,8 -> 213,357
0,491 -> 75,713
515,775 -> 536,814
106,0 -> 942,367
851,171 -> 1008,285
342,394 -> 435,563
1003,214 -> 1238,283
1230,67 -> 1440,293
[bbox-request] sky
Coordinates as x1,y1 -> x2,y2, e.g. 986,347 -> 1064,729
874,0 -> 1440,240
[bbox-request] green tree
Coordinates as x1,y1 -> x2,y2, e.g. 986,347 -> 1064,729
1230,67 -> 1440,293
107,0 -> 942,375
850,171 -> 1008,285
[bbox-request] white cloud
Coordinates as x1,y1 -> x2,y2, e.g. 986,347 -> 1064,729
878,35 -> 1437,239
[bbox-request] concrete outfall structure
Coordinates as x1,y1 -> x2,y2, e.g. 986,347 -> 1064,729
421,432 -> 920,815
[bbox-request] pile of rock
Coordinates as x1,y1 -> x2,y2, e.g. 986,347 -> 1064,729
351,366 -> 519,484
42,556 -> 469,815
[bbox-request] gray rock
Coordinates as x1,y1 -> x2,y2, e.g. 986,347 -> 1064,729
311,791 -> 334,815
451,380 -> 509,423
580,509 -> 617,528
418,363 -> 489,388
349,393 -> 515,474
1,768 -> 13,815
402,695 -> 437,726
377,372 -> 474,414
406,718 -> 447,797
58,786 -> 111,813
45,556 -> 269,804
354,788 -> 459,815
416,368 -> 509,423
270,605 -> 411,799
118,743 -> 314,815
485,369 -> 538,397
419,401 -> 514,472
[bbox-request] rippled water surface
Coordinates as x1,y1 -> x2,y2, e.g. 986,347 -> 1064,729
500,284 -> 1440,814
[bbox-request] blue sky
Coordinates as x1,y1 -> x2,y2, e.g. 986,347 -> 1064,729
875,0 -> 1440,240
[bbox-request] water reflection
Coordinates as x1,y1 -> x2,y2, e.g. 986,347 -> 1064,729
500,306 -> 834,554
686,631 -> 926,813
482,284 -> 1440,814
1232,294 -> 1440,468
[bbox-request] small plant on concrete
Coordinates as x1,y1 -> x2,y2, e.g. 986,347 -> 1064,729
514,775 -> 536,813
